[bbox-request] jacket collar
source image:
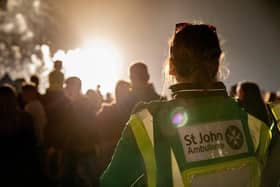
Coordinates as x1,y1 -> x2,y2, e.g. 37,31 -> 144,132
170,82 -> 228,99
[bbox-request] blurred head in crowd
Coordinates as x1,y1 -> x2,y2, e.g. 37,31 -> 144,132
105,92 -> 113,103
268,92 -> 277,103
86,89 -> 102,111
229,84 -> 237,98
129,62 -> 150,88
115,80 -> 131,104
167,23 -> 222,86
30,75 -> 39,89
14,78 -> 26,93
236,81 -> 271,124
22,84 -> 38,104
237,82 -> 263,102
54,60 -> 63,71
65,76 -> 82,101
0,85 -> 17,113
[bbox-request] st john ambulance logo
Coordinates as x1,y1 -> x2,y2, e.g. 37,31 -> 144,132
225,125 -> 244,150
178,120 -> 249,162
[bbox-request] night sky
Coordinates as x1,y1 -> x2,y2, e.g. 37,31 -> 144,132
56,0 -> 279,93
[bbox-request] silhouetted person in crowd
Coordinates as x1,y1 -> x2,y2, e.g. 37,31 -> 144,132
31,75 -> 39,90
15,77 -> 26,109
43,67 -> 69,184
96,80 -> 132,175
30,75 -> 42,95
64,76 -> 82,102
43,61 -> 66,142
62,77 -> 98,187
48,60 -> 64,92
0,73 -> 14,87
96,84 -> 104,102
43,60 -> 64,109
129,62 -> 160,106
14,78 -> 26,93
22,84 -> 47,145
44,61 -> 64,95
0,85 -> 40,186
42,60 -> 66,165
268,91 -> 277,103
43,77 -> 69,150
22,84 -> 48,181
237,81 -> 272,126
86,89 -> 103,112
104,92 -> 113,104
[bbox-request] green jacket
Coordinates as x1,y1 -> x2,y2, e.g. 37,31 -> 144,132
100,82 -> 271,187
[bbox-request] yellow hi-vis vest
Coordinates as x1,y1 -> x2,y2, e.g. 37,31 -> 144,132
129,105 -> 271,187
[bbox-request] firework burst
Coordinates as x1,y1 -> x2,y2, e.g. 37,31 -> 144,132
0,0 -> 59,92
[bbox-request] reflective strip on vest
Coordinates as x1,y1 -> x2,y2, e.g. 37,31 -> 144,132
269,102 -> 280,121
181,157 -> 260,187
171,148 -> 184,187
247,114 -> 262,151
248,114 -> 271,160
131,109 -> 185,187
269,102 -> 280,132
136,109 -> 155,146
129,109 -> 156,187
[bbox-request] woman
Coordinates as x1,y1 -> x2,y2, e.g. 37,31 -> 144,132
100,23 -> 271,187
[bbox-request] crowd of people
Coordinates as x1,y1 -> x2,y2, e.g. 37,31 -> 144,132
0,60 -> 161,186
0,23 -> 279,187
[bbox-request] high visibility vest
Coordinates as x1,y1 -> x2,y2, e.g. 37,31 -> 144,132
129,97 -> 271,187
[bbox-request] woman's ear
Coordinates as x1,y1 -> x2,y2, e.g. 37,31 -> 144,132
169,60 -> 176,76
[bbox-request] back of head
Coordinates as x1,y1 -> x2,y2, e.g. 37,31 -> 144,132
238,82 -> 263,101
30,75 -> 39,88
65,77 -> 81,90
129,62 -> 150,87
14,78 -> 26,93
54,60 -> 63,71
237,81 -> 271,124
268,92 -> 277,102
169,23 -> 222,86
65,76 -> 82,100
86,89 -> 102,109
115,80 -> 131,103
22,84 -> 38,102
0,85 -> 17,113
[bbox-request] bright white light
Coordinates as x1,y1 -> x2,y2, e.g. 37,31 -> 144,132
53,40 -> 123,94
15,13 -> 27,33
33,0 -> 41,12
